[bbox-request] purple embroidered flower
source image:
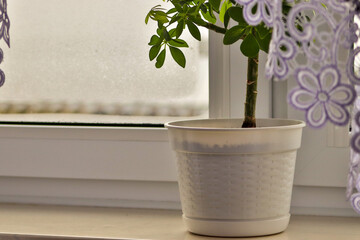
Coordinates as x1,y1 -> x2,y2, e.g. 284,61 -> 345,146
351,112 -> 360,153
342,22 -> 359,49
351,193 -> 360,214
349,109 -> 360,197
265,18 -> 296,80
235,0 -> 274,27
289,66 -> 356,128
352,134 -> 360,155
348,47 -> 360,85
0,0 -> 10,48
350,176 -> 360,214
0,48 -> 3,64
0,68 -> 4,87
347,167 -> 357,199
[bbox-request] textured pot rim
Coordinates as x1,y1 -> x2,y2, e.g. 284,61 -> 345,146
165,118 -> 306,131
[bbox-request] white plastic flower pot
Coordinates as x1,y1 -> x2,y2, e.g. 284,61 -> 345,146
165,118 -> 305,237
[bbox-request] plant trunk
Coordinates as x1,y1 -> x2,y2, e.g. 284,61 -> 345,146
242,55 -> 259,128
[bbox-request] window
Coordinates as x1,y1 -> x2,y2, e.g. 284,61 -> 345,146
0,0 -> 208,124
0,1 -> 355,216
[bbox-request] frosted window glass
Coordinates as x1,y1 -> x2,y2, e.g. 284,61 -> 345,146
0,0 -> 208,123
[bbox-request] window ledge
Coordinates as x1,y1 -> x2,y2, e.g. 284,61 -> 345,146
0,204 -> 359,240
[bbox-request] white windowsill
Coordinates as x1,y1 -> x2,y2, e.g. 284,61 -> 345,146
0,113 -> 208,125
1,203 -> 360,240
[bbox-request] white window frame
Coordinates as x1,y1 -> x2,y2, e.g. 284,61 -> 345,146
0,30 -> 357,217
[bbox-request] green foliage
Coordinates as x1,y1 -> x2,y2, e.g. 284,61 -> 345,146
156,49 -> 166,68
145,0 -> 275,67
223,25 -> 245,45
149,44 -> 162,61
241,33 -> 259,58
228,7 -> 246,26
209,0 -> 221,11
170,46 -> 186,67
219,0 -> 232,23
146,0 -> 295,128
187,21 -> 201,41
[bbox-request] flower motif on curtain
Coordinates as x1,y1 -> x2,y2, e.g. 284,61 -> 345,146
267,0 -> 356,128
265,18 -> 297,80
349,98 -> 360,201
348,47 -> 360,85
234,0 -> 274,27
350,175 -> 360,214
237,0 -> 360,213
0,48 -> 4,87
351,112 -> 360,153
0,0 -> 9,87
348,150 -> 360,201
349,105 -> 360,212
289,66 -> 355,128
0,0 -> 9,48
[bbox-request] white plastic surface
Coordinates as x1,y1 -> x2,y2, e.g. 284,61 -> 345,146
184,214 -> 290,237
327,124 -> 350,148
176,150 -> 297,220
166,118 -> 305,154
166,118 -> 305,237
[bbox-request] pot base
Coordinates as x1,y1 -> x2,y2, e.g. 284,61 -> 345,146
183,214 -> 290,237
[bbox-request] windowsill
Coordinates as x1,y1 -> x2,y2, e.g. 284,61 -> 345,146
0,113 -> 207,125
0,204 -> 359,240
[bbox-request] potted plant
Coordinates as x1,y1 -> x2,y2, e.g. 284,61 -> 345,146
145,0 -> 357,237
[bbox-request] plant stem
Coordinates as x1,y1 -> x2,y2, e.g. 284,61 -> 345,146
196,19 -> 247,39
196,20 -> 226,34
242,55 -> 259,128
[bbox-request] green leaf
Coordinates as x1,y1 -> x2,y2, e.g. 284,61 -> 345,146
148,35 -> 160,46
224,9 -> 230,29
163,29 -> 172,41
201,10 -> 217,24
188,15 -> 205,26
219,0 -> 232,23
169,15 -> 181,25
228,7 -> 247,26
169,46 -> 186,68
155,49 -> 166,68
151,5 -> 165,11
244,27 -> 251,36
173,3 -> 183,13
207,3 -> 216,18
167,8 -> 177,14
240,33 -> 260,58
223,25 -> 245,45
154,11 -> 167,18
209,0 -> 221,12
169,28 -> 177,38
145,11 -> 151,24
176,20 -> 185,38
200,4 -> 208,13
256,23 -> 270,39
168,39 -> 189,48
149,44 -> 161,61
187,21 -> 201,41
255,31 -> 271,53
152,11 -> 169,24
157,28 -> 163,37
188,6 -> 198,14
